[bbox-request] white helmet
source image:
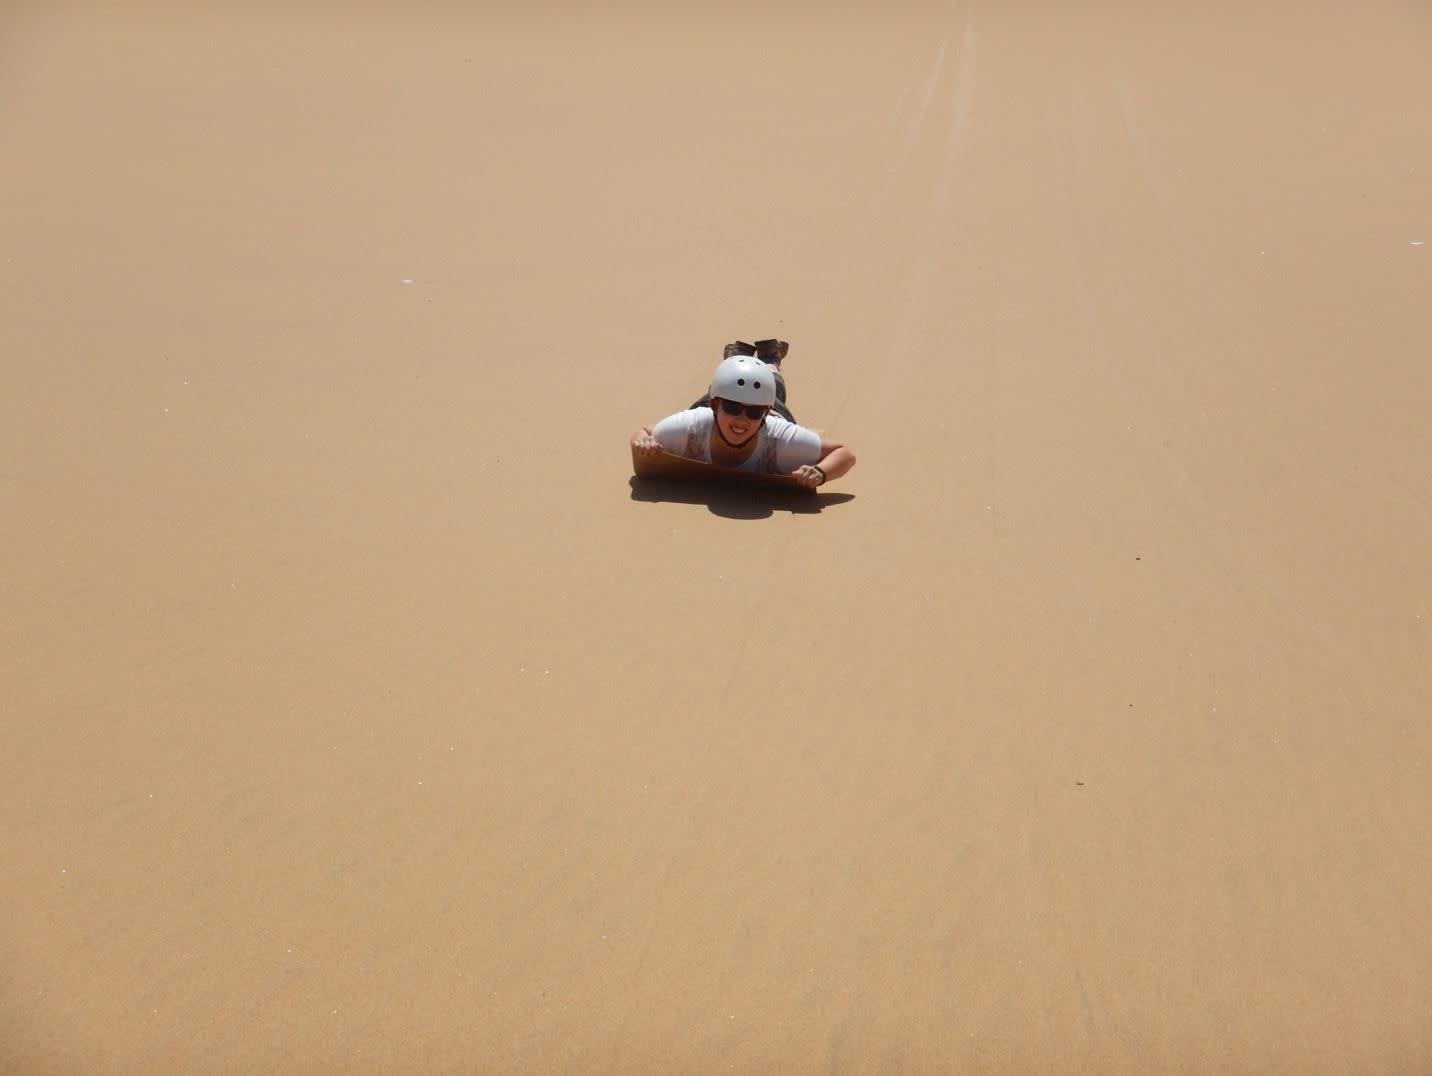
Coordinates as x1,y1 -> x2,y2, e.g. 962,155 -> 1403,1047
709,356 -> 777,407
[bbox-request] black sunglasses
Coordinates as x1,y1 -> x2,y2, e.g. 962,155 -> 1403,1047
717,399 -> 769,420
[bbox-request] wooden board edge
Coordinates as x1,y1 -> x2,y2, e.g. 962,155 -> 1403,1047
631,447 -> 816,493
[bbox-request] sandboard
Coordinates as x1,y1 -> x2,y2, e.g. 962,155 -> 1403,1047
632,447 -> 816,493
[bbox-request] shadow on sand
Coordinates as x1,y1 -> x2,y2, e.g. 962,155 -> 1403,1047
629,477 -> 855,520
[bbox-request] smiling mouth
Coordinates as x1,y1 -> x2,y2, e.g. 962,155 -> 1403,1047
716,414 -> 761,448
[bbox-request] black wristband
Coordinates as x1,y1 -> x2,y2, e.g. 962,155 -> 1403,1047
811,464 -> 826,485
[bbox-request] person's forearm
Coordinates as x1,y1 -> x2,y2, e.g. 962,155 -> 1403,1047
817,446 -> 856,482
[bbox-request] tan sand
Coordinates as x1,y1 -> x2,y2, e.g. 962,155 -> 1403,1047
3,4 -> 1431,1072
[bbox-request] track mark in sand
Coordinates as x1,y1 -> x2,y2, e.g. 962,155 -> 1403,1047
903,17 -> 954,150
887,30 -> 936,147
836,2 -> 978,426
872,0 -> 977,217
808,4 -> 970,388
866,6 -> 957,217
814,0 -> 979,438
932,3 -> 979,219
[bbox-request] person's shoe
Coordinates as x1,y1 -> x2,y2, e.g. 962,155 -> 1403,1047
723,340 -> 757,359
754,339 -> 789,367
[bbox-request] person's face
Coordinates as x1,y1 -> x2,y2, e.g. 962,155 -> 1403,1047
713,397 -> 769,442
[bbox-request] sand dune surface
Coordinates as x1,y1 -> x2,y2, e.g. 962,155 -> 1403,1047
4,4 -> 1431,1073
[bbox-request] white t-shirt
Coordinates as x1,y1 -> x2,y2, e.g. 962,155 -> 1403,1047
651,408 -> 823,474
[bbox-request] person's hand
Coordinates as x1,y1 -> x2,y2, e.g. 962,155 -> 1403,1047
791,464 -> 826,489
632,431 -> 664,458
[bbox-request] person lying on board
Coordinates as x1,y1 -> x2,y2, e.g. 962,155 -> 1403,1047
630,354 -> 856,490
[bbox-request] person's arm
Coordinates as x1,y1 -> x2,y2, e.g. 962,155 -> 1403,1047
633,411 -> 694,458
791,438 -> 855,489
